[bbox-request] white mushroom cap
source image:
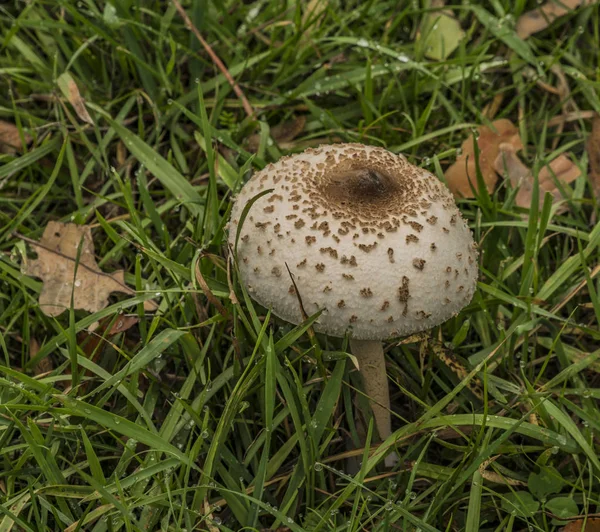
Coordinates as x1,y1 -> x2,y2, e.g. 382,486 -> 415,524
229,143 -> 478,340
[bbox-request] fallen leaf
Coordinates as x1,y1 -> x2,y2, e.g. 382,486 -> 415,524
587,114 -> 600,197
0,120 -> 32,155
444,119 -> 522,198
516,0 -> 596,40
247,115 -> 306,152
22,221 -> 155,316
29,338 -> 53,375
494,144 -> 580,210
57,72 -> 94,125
563,518 -> 600,532
418,0 -> 465,60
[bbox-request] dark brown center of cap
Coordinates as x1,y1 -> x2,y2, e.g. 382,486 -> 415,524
322,166 -> 403,208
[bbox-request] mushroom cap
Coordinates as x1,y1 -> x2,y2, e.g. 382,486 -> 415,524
229,143 -> 478,341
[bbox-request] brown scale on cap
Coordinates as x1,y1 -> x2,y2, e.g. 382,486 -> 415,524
358,242 -> 378,252
413,258 -> 426,270
315,263 -> 325,272
320,247 -> 338,259
398,276 -> 410,302
387,248 -> 395,263
360,288 -> 373,298
406,234 -> 419,244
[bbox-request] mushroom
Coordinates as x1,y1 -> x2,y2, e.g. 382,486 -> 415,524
228,143 -> 478,466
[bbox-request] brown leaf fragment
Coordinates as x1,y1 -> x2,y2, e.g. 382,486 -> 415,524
57,72 -> 94,125
67,78 -> 94,124
106,314 -> 139,335
0,120 -> 32,155
29,338 -> 53,375
22,222 -> 155,316
247,116 -> 306,152
516,0 -> 596,39
563,518 -> 600,532
587,114 -> 600,197
494,144 -> 580,210
444,119 -> 522,198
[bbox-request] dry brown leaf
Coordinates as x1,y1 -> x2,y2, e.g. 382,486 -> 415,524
247,115 -> 306,152
0,120 -> 32,155
516,0 -> 596,39
57,72 -> 94,125
444,119 -> 522,198
22,222 -> 156,317
587,114 -> 600,197
494,144 -> 580,210
29,338 -> 53,375
563,518 -> 600,532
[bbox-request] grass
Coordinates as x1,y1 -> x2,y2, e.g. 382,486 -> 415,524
1,0 -> 599,530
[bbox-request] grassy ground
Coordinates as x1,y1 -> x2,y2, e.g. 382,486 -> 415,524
1,1 -> 600,530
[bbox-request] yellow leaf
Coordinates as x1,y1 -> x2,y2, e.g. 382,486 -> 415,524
418,1 -> 465,60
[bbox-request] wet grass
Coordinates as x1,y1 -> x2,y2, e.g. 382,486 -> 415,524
1,1 -> 599,530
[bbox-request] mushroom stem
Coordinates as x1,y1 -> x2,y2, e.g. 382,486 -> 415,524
350,339 -> 397,466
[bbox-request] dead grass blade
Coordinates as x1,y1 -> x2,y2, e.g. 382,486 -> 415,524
587,114 -> 600,197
